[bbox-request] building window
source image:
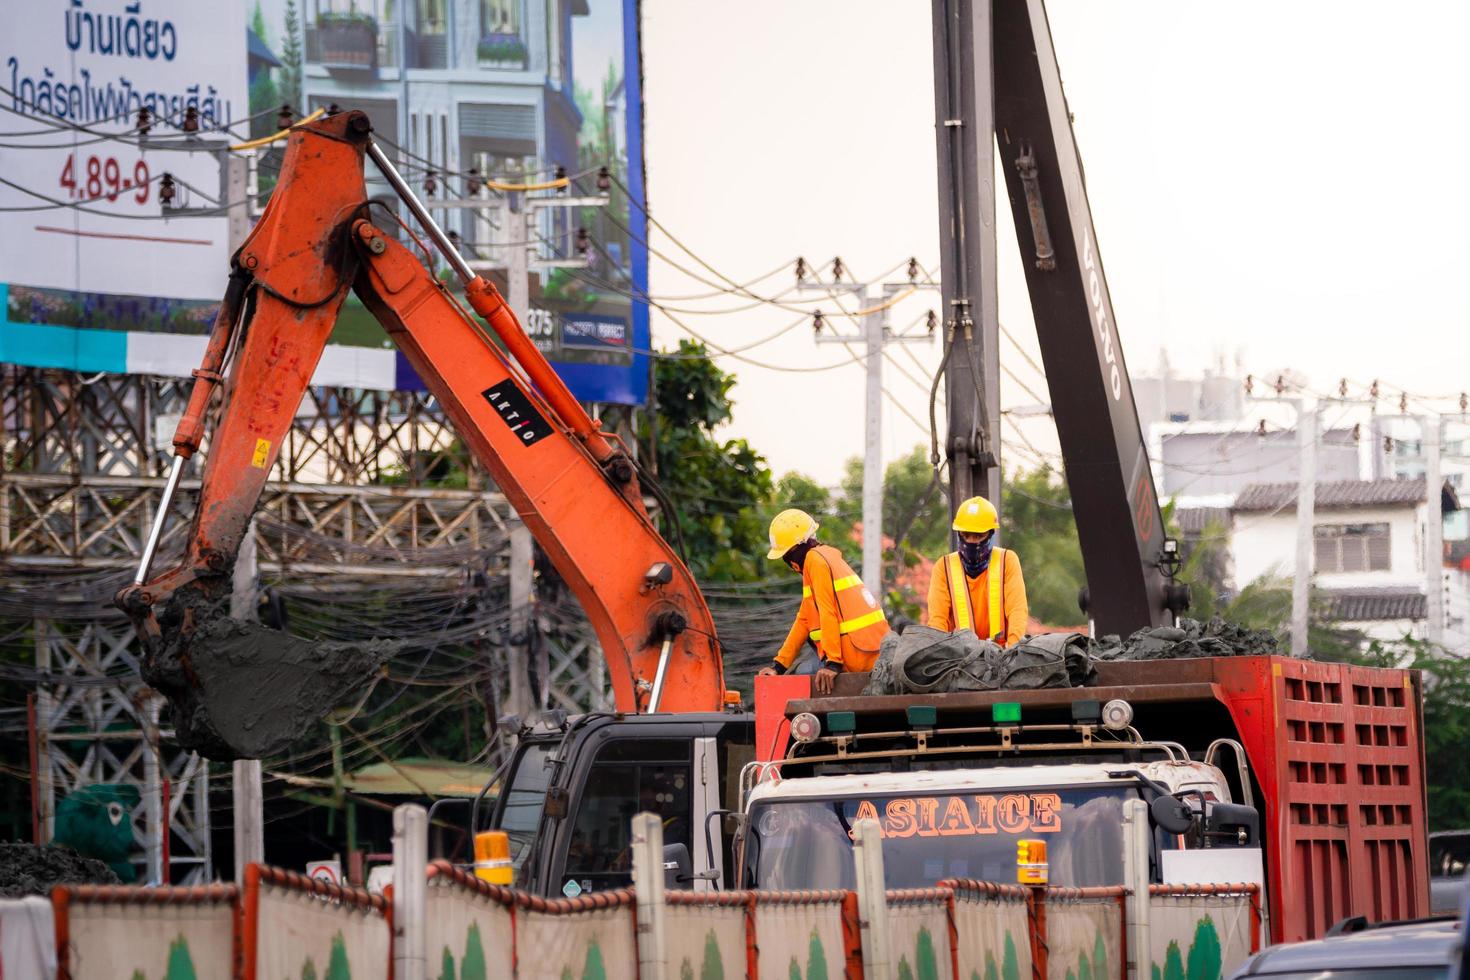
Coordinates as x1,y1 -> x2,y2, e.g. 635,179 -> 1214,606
416,0 -> 446,34
1314,523 -> 1391,574
481,0 -> 520,35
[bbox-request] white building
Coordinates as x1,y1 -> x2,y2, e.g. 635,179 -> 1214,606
1229,478 -> 1432,643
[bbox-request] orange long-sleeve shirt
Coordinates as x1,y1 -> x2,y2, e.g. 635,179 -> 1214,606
926,548 -> 1028,646
774,545 -> 887,671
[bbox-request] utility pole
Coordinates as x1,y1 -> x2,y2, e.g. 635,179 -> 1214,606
1424,414 -> 1444,645
1292,404 -> 1318,659
807,272 -> 936,593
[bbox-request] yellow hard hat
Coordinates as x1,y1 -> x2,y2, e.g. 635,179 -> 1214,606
767,508 -> 819,560
952,496 -> 998,534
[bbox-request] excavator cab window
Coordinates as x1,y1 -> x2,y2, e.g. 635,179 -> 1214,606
497,738 -> 556,886
561,739 -> 693,894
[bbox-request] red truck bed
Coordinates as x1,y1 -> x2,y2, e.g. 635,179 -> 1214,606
755,654 -> 1428,942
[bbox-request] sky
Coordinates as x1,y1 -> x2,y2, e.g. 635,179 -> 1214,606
639,1 -> 1470,486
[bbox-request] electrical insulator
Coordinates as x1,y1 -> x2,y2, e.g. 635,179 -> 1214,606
832,257 -> 845,281
277,105 -> 294,130
575,227 -> 589,254
1256,419 -> 1267,437
423,170 -> 438,196
182,106 -> 199,133
795,257 -> 807,283
813,310 -> 824,334
1461,392 -> 1468,414
1273,374 -> 1285,395
447,230 -> 461,249
926,310 -> 937,335
159,173 -> 176,205
555,165 -> 568,194
907,257 -> 919,282
1384,435 -> 1394,454
1370,379 -> 1380,399
465,168 -> 481,195
1338,378 -> 1348,398
1400,393 -> 1409,413
326,103 -> 341,116
596,165 -> 611,193
1351,423 -> 1361,442
135,107 -> 152,136
1243,374 -> 1253,395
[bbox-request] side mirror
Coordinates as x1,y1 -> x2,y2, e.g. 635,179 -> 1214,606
1206,802 -> 1260,847
1150,794 -> 1195,835
662,842 -> 692,890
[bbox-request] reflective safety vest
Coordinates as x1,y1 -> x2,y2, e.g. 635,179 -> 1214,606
945,548 -> 1007,643
802,574 -> 885,643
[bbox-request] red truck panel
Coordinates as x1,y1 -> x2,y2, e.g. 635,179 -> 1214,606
1212,657 -> 1428,941
763,655 -> 1428,942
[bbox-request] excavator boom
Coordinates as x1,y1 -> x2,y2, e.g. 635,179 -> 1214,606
117,111 -> 723,758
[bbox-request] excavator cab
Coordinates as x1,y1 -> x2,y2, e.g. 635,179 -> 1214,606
486,713 -> 754,897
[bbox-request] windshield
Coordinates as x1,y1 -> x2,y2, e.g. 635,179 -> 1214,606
746,785 -> 1140,890
495,740 -> 554,885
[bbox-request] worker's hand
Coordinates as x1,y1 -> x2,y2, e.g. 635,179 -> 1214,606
756,666 -> 778,678
814,666 -> 840,694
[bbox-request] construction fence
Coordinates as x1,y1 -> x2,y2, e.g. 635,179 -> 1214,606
12,808 -> 1263,980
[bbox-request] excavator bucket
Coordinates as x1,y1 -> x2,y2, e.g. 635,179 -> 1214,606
144,593 -> 398,760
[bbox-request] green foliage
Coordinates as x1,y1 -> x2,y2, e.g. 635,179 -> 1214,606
248,71 -> 281,139
477,37 -> 528,63
1160,940 -> 1186,980
1092,927 -> 1108,980
898,959 -> 915,980
1355,635 -> 1470,829
681,961 -> 695,980
644,340 -> 775,582
1187,917 -> 1223,980
439,947 -> 456,980
164,937 -> 198,980
280,0 -> 304,113
581,938 -> 607,980
788,958 -> 802,980
998,467 -> 1086,625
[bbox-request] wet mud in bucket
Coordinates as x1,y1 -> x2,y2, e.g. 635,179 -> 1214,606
145,613 -> 400,761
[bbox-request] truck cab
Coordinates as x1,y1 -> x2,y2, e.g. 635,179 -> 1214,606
737,695 -> 1260,893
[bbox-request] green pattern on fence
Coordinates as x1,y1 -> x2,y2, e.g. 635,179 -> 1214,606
1152,917 -> 1223,980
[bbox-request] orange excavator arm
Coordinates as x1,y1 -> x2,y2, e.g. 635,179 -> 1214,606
116,111 -> 723,759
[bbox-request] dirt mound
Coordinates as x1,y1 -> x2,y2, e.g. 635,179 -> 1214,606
0,842 -> 120,897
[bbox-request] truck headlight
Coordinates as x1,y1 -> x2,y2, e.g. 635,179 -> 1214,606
1101,699 -> 1134,731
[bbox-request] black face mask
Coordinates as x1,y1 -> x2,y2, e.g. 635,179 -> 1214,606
784,539 -> 818,573
958,536 -> 994,578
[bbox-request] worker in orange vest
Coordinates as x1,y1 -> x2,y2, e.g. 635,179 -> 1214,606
927,496 -> 1029,647
756,508 -> 889,693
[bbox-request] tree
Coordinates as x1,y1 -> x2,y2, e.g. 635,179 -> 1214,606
280,0 -> 304,114
247,2 -> 281,142
1356,636 -> 1470,829
998,466 -> 1087,626
642,340 -> 776,582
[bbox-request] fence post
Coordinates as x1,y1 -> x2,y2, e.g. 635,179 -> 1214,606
392,803 -> 428,980
631,811 -> 668,980
1122,799 -> 1151,980
853,817 -> 892,980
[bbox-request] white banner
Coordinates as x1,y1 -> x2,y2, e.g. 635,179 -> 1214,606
251,880 -> 388,980
62,892 -> 234,980
516,903 -> 636,980
665,901 -> 748,980
752,899 -> 847,980
424,879 -> 516,980
1149,894 -> 1256,980
953,891 -> 1032,980
1,896 -> 56,980
0,1 -> 246,300
1046,897 -> 1121,980
888,897 -> 954,980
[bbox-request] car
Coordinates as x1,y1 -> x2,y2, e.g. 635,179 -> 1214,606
1431,830 -> 1470,915
1227,917 -> 1459,980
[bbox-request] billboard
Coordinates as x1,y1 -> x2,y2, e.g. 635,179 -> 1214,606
0,1 -> 247,375
0,0 -> 652,407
